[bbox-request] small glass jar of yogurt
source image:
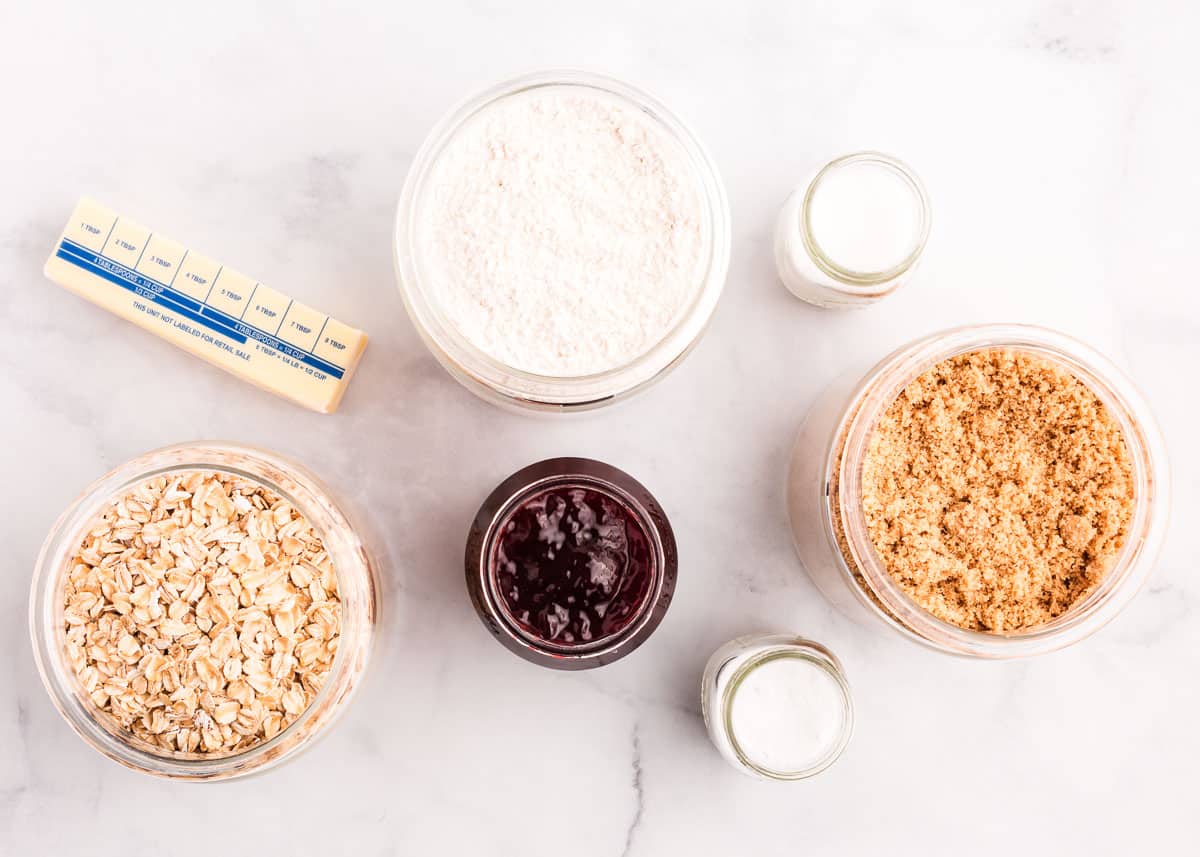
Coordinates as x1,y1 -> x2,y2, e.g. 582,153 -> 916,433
774,151 -> 931,308
701,633 -> 853,781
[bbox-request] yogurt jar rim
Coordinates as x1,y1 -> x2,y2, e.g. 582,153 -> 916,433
720,644 -> 854,781
394,68 -> 732,408
799,150 -> 932,290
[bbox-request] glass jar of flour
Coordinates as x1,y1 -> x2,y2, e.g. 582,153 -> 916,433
395,70 -> 731,414
775,151 -> 931,308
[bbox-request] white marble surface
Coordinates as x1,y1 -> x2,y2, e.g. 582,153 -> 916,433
2,1 -> 1197,854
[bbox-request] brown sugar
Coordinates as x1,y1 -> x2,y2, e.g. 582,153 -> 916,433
860,349 -> 1135,633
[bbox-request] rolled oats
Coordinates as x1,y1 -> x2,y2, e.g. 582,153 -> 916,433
62,471 -> 341,757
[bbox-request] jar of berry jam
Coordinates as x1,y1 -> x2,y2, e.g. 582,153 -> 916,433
465,458 -> 678,669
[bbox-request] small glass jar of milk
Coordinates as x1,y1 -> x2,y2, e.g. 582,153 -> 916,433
702,634 -> 853,781
774,151 -> 931,308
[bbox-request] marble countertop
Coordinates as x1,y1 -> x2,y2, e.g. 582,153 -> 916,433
3,1 -> 1197,854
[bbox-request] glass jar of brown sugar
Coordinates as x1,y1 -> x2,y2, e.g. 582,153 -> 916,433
787,324 -> 1169,658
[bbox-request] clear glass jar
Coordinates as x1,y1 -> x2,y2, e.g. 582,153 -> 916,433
701,634 -> 853,781
774,151 -> 930,308
787,324 -> 1170,658
394,69 -> 732,414
29,442 -> 378,780
465,457 -> 677,668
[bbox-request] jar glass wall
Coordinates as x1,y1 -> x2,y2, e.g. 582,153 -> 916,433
787,324 -> 1170,658
29,442 -> 378,780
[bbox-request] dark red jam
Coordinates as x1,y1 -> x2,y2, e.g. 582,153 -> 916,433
491,485 -> 655,648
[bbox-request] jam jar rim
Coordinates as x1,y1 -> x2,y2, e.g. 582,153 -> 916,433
487,477 -> 658,654
465,457 -> 678,669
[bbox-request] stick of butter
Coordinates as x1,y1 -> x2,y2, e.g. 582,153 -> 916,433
44,197 -> 367,413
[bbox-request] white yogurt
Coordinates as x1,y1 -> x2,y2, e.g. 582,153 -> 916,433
702,634 -> 853,780
728,653 -> 848,774
775,151 -> 930,309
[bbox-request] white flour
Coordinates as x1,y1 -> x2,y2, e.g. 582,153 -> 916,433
418,87 -> 707,376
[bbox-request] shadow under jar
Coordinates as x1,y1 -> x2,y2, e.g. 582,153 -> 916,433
394,69 -> 731,414
466,458 -> 677,669
29,442 -> 377,780
787,324 -> 1170,658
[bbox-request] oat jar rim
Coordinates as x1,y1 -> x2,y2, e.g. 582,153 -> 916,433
791,323 -> 1170,659
393,68 -> 732,414
29,442 -> 378,780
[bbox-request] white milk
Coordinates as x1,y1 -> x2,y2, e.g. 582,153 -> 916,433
808,160 -> 923,274
702,635 -> 853,780
728,654 -> 848,774
775,152 -> 930,309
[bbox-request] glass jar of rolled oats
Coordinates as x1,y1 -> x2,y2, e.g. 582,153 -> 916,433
29,442 -> 378,780
787,324 -> 1170,658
